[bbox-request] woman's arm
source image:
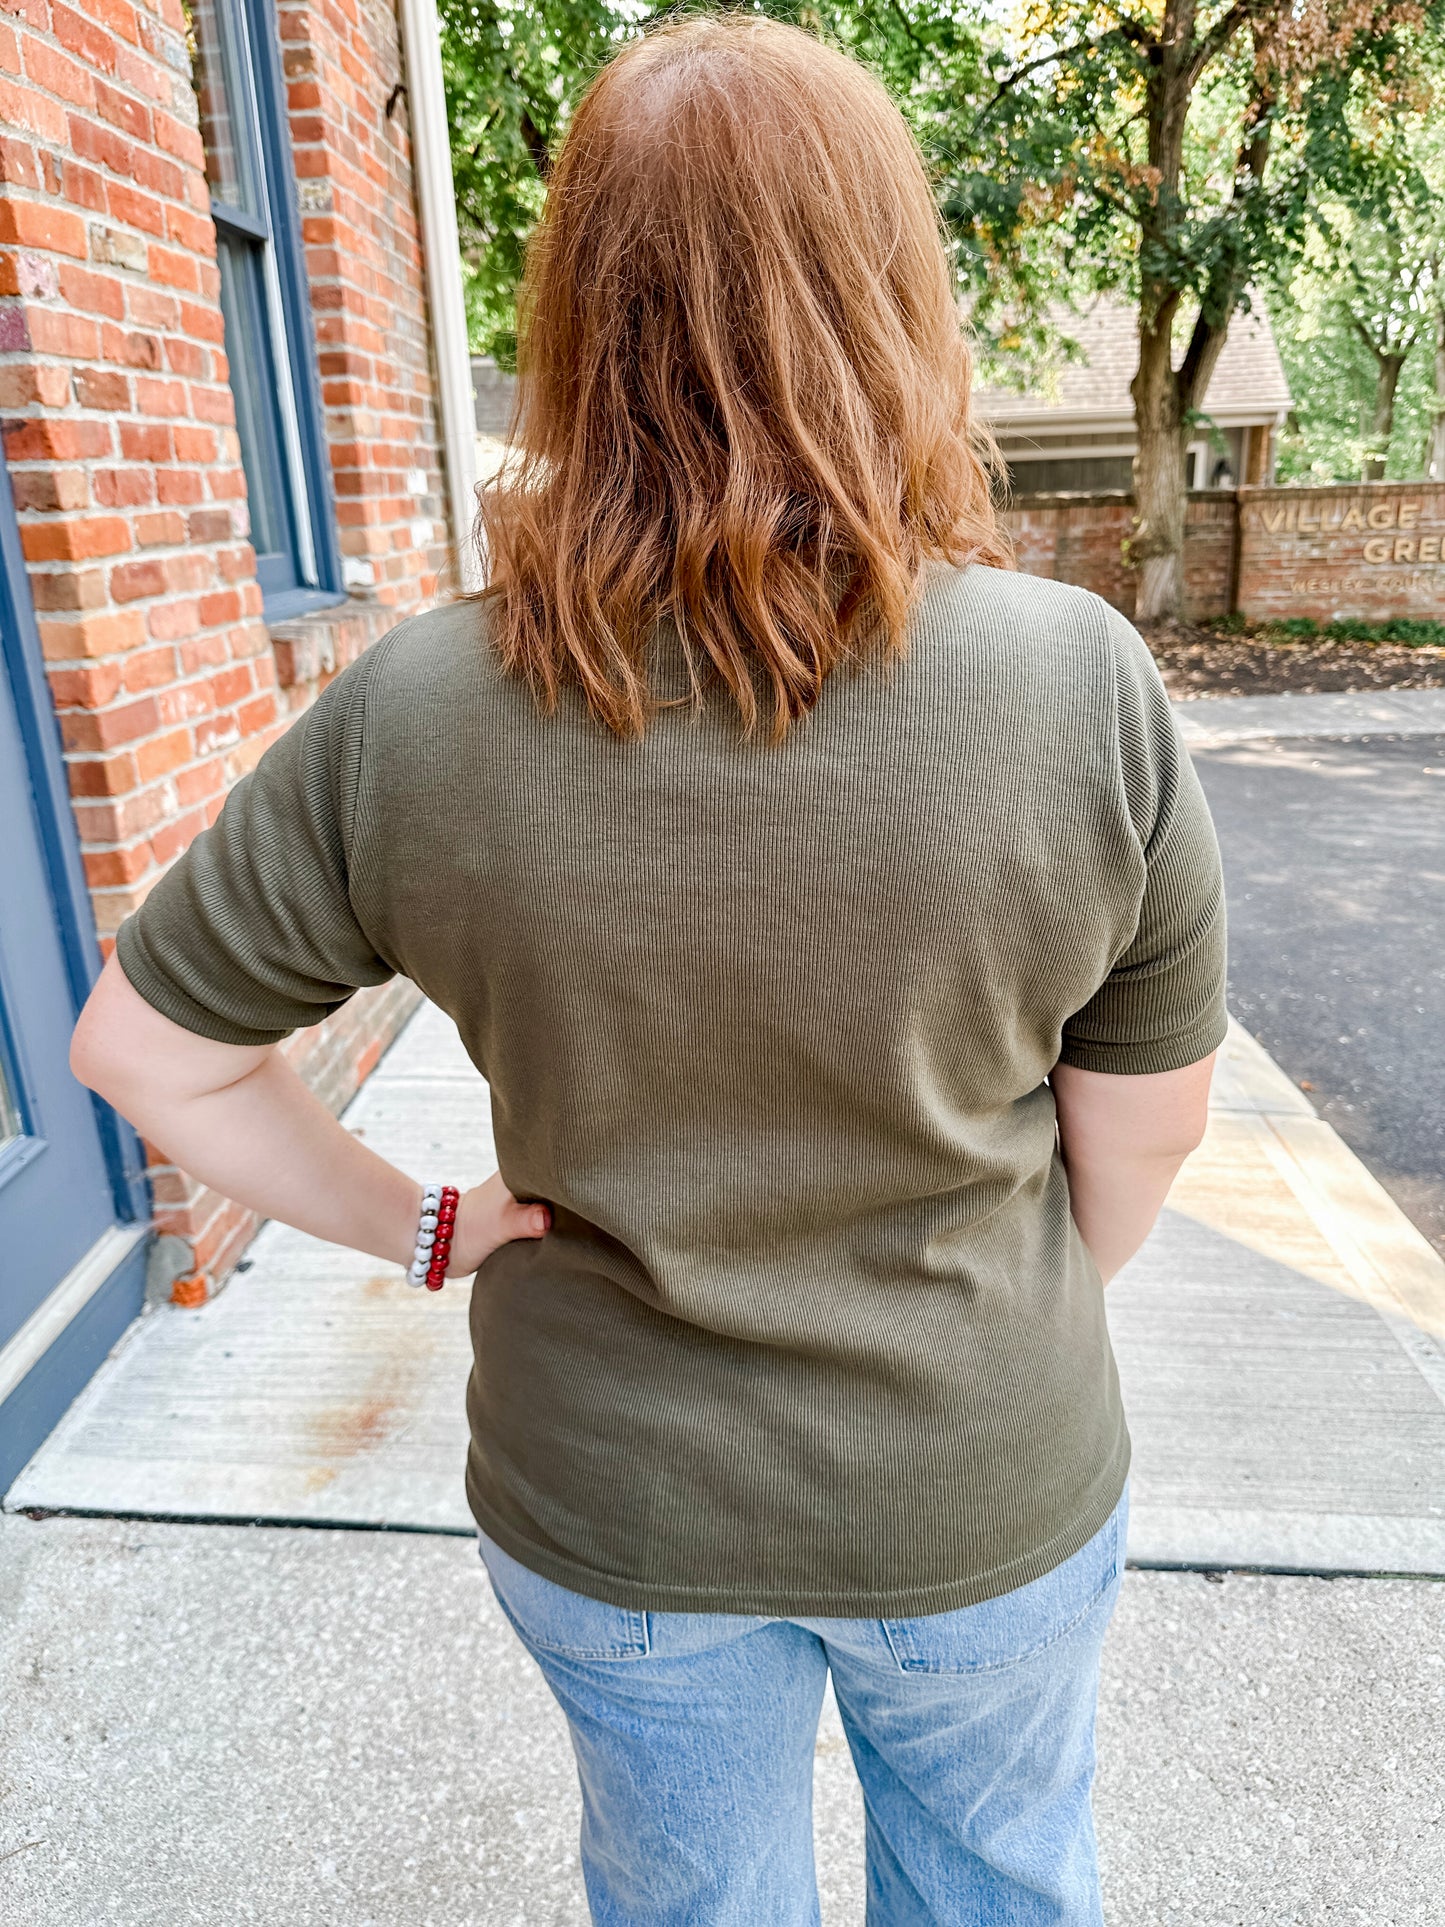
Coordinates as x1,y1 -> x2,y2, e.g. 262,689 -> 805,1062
1050,1054 -> 1216,1284
72,954 -> 548,1275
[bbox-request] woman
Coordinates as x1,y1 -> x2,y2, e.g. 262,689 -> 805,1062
74,15 -> 1225,1925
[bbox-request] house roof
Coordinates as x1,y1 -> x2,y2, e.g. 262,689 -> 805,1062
973,295 -> 1294,431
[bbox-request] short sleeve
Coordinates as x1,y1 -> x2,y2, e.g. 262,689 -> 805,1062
115,641 -> 399,1046
1058,610 -> 1228,1075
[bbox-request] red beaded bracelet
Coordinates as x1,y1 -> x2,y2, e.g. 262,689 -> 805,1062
425,1185 -> 460,1291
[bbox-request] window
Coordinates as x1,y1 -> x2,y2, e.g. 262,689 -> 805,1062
189,0 -> 344,619
0,1052 -> 21,1152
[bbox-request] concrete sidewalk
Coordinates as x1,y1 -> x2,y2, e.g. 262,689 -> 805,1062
2,1512 -> 1442,1927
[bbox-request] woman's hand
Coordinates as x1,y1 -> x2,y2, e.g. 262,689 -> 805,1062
447,1174 -> 551,1276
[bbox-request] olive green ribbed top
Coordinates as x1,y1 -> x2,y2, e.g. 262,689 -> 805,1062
117,564 -> 1226,1616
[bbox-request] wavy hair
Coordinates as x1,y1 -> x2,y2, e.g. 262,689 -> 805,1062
477,12 -> 1010,740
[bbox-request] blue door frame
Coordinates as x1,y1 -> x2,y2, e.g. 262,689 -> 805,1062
0,455 -> 151,1494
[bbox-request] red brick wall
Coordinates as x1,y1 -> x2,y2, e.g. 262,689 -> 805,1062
1178,493 -> 1237,619
1001,491 -> 1238,621
278,0 -> 451,605
1236,482 -> 1445,623
0,0 -> 436,1302
1005,483 -> 1445,624
0,0 -> 274,924
1004,493 -> 1137,613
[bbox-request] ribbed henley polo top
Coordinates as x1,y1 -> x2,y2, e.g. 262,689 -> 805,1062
117,563 -> 1227,1617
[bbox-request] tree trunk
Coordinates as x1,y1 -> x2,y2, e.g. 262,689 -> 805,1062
1426,307 -> 1445,481
1363,351 -> 1406,481
1131,304 -> 1187,622
1130,5 -> 1200,624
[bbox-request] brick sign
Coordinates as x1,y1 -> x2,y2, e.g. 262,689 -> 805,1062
1236,483 -> 1445,623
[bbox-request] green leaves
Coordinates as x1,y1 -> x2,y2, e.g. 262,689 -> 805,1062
1271,51 -> 1445,482
439,0 -> 630,363
438,1 -> 995,362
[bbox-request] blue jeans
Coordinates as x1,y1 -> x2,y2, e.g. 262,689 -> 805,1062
478,1484 -> 1127,1927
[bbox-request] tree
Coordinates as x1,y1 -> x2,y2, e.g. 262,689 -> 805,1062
1350,235 -> 1431,481
1266,36 -> 1445,482
437,2 -> 987,364
1427,303 -> 1445,477
1317,201 -> 1442,479
946,0 -> 1445,619
1288,49 -> 1445,478
1269,266 -> 1397,480
438,0 -> 630,365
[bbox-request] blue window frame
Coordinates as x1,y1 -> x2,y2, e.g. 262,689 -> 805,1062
190,0 -> 345,620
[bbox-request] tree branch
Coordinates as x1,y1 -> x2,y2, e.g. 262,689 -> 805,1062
1347,310 -> 1391,368
876,0 -> 932,58
517,103 -> 550,179
1175,88 -> 1274,412
1185,0 -> 1276,91
979,27 -> 1150,120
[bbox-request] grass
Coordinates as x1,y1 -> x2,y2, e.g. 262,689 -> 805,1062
1214,613 -> 1445,647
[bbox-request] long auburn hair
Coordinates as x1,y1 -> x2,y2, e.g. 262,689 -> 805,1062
477,12 -> 1010,741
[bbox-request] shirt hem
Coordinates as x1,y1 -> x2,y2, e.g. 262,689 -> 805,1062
1055,1005 -> 1229,1077
464,1427 -> 1131,1621
115,917 -> 301,1047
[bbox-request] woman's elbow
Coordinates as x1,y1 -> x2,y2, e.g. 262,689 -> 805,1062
1145,1067 -> 1215,1161
1162,1106 -> 1210,1161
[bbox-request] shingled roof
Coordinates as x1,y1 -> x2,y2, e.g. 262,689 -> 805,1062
974,295 -> 1293,429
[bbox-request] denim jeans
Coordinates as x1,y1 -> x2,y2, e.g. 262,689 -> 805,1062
478,1483 -> 1127,1927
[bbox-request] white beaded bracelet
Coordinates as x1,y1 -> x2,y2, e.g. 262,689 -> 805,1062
407,1181 -> 444,1288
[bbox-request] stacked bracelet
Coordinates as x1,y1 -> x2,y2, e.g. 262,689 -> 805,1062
407,1182 -> 460,1291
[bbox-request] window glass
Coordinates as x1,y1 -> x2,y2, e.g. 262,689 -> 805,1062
187,0 -> 264,219
0,1056 -> 21,1149
216,230 -> 298,586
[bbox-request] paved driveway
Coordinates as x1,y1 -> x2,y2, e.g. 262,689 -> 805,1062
1194,732 -> 1445,1257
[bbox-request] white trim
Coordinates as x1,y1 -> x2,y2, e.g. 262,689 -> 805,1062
0,1224 -> 147,1408
260,244 -> 319,586
978,406 -> 1139,431
398,0 -> 481,592
981,405 -> 1287,433
1187,409 -> 1286,431
1000,443 -> 1137,462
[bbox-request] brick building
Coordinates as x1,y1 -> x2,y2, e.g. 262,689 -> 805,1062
0,0 -> 476,1483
